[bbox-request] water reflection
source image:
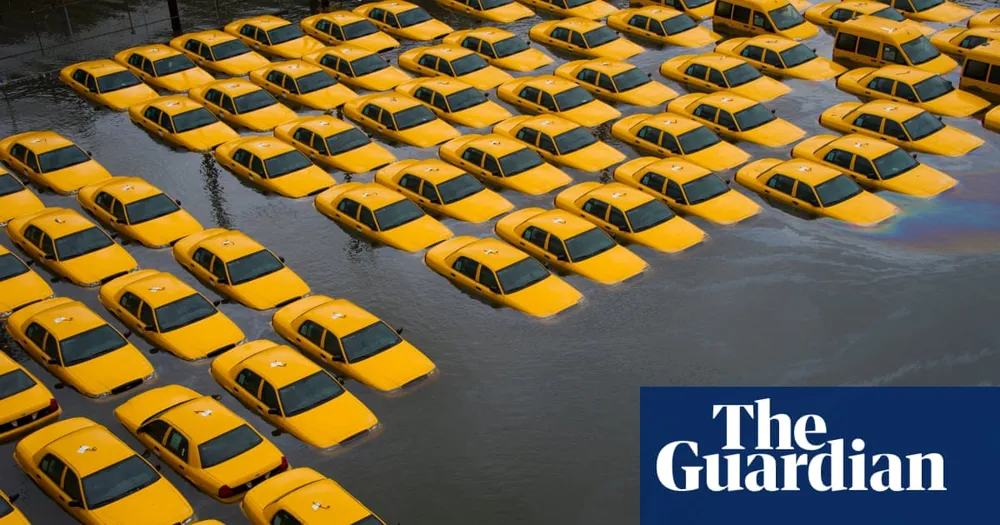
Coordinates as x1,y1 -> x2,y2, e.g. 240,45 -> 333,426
199,153 -> 232,229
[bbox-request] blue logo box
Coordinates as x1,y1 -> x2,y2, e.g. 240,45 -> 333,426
640,387 -> 1000,524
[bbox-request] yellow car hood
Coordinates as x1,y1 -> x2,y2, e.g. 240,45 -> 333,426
505,163 -> 572,195
741,119 -> 805,147
242,104 -> 298,131
689,188 -> 761,224
917,54 -> 958,75
204,442 -> 282,487
618,81 -> 678,106
381,215 -> 453,251
631,217 -> 705,253
351,32 -> 400,53
778,21 -> 819,41
880,166 -> 957,198
911,125 -> 984,156
493,49 -> 553,72
68,346 -> 152,396
570,245 -> 647,284
356,67 -> 412,91
287,393 -> 378,448
298,84 -> 356,110
592,39 -> 643,60
505,275 -> 582,318
788,57 -> 846,80
271,165 -> 334,198
401,20 -> 453,40
0,271 -> 52,314
159,312 -> 245,360
348,340 -> 436,391
458,66 -> 512,90
441,188 -> 513,222
451,100 -> 512,128
398,119 -> 460,147
824,191 -> 898,227
217,53 -> 271,76
683,141 -> 751,171
0,189 -> 44,224
330,142 -> 396,173
130,210 -> 204,247
559,141 -> 626,171
911,2 -> 974,23
177,122 -> 240,151
101,84 -> 158,110
232,267 -> 310,309
559,100 -> 621,127
59,245 -> 136,285
90,479 -> 191,525
567,1 -> 618,19
158,68 -> 214,92
920,90 -> 991,118
271,37 -> 325,59
47,160 -> 111,194
730,76 -> 791,102
0,385 -> 50,422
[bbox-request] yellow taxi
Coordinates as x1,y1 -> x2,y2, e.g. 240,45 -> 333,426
398,45 -> 513,90
614,157 -> 762,224
5,298 -> 155,398
300,11 -> 400,52
353,1 -> 454,41
115,385 -> 288,503
819,100 -> 984,156
224,15 -> 325,59
314,182 -> 453,252
302,44 -> 412,91
554,58 -> 679,107
659,53 -> 790,101
211,341 -> 379,448
610,112 -> 752,171
241,468 -> 386,525
0,490 -> 29,525
0,130 -> 110,195
495,207 -> 647,283
986,105 -> 1000,133
173,228 -> 312,310
715,35 -> 848,80
668,91 -> 805,147
273,295 -> 438,392
215,137 -> 335,198
735,158 -> 900,226
0,168 -> 44,226
791,133 -> 957,197
189,79 -> 298,132
830,18 -> 957,75
274,115 -> 396,174
77,176 -> 204,248
931,27 -> 1000,58
874,0 -> 972,23
13,418 -> 194,525
713,0 -> 820,40
425,236 -> 583,317
554,182 -> 707,253
516,0 -> 617,19
529,18 -> 645,60
375,159 -> 514,222
396,77 -> 512,128
435,0 -> 534,22
0,352 -> 61,442
443,28 -> 554,72
835,65 -> 990,117
634,0 -> 717,20
249,61 -> 356,111
803,1 -> 934,36
113,45 -> 214,92
969,8 -> 1000,28
343,93 -> 460,148
493,115 -> 625,171
607,7 -> 723,47
168,29 -> 271,76
438,134 -> 572,195
0,245 -> 53,319
6,208 -> 138,287
98,270 -> 246,361
128,95 -> 240,152
58,59 -> 157,111
496,75 -> 620,127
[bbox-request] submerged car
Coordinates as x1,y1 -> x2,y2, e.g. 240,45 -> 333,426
113,44 -> 215,92
554,58 -> 679,106
77,176 -> 204,248
273,115 -> 396,173
0,351 -> 61,443
493,115 -> 625,171
249,60 -> 356,111
58,59 -> 157,111
0,245 -> 53,319
803,1 -> 935,36
241,468 -> 386,525
343,93 -> 460,147
667,91 -> 805,147
0,130 -> 111,194
659,53 -> 790,101
128,95 -> 240,152
299,11 -> 400,52
189,79 -> 298,131
435,0 -> 535,23
396,77 -> 512,128
715,35 -> 847,80
968,8 -> 1000,28
610,112 -> 751,171
606,7 -> 722,47
438,134 -> 572,195
870,0 -> 972,23
930,27 -> 1000,58
375,159 -> 514,222
443,28 -> 554,72
398,45 -> 513,90
0,168 -> 44,226
224,15 -> 325,59
496,75 -> 620,127
835,65 -> 990,117
516,0 -> 617,19
529,18 -> 645,60
352,1 -> 454,41
215,136 -> 335,198
168,29 -> 271,76
302,44 -> 412,91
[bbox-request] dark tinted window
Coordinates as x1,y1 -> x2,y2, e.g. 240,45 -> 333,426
264,150 -> 313,178
96,71 -> 141,93
38,146 -> 90,173
397,7 -> 432,27
153,55 -> 195,75
902,112 -> 943,140
780,45 -> 816,68
294,71 -> 335,94
732,5 -> 751,23
0,253 -> 29,281
279,371 -> 345,417
125,194 -> 179,224
437,174 -> 484,204
198,425 -> 263,468
901,36 -> 940,65
0,174 -> 25,197
873,148 -> 918,179
554,128 -> 596,154
342,20 -> 378,39
450,54 -> 488,76
724,63 -> 761,87
155,294 -> 216,332
795,182 -> 819,205
446,87 -> 487,112
499,149 -> 543,177
172,108 -> 218,133
715,0 -> 733,17
963,59 -> 989,81
853,113 -> 883,131
226,250 -> 284,285
815,175 -> 862,206
734,104 -> 776,131
873,7 -> 906,21
883,119 -> 907,140
82,456 -> 160,509
565,229 -> 615,262
677,126 -> 720,154
913,76 -> 952,101
326,129 -> 371,156
234,90 -> 277,113
663,14 -> 697,35
857,37 -> 880,58
54,227 -> 114,260
554,87 -> 593,111
374,199 -> 425,230
626,201 -> 674,232
210,39 -> 251,60
266,24 -> 305,44
835,32 -> 858,52
766,173 -> 795,194
59,325 -> 127,366
683,174 -> 730,205
342,321 -> 402,362
0,369 -> 35,399
768,5 -> 805,30
393,105 -> 437,131
496,258 -> 548,294
824,148 -> 854,168
583,27 -> 619,48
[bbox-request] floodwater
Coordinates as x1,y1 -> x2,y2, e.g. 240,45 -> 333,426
1,0 -> 999,523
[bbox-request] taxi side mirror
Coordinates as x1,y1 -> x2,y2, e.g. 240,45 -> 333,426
212,299 -> 224,307
556,253 -> 568,262
7,493 -> 18,503
725,179 -> 731,185
86,150 -> 93,156
619,225 -> 629,232
123,330 -> 132,338
143,324 -> 155,332
911,153 -> 918,160
278,255 -> 286,263
211,394 -> 222,400
394,326 -> 404,335
770,109 -> 776,115
24,260 -> 34,267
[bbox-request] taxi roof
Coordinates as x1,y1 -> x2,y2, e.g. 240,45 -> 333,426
87,176 -> 163,205
290,115 -> 355,137
641,158 -> 712,184
771,159 -> 843,185
462,134 -> 529,156
964,39 -> 1000,60
25,208 -> 95,237
521,115 -> 580,134
185,29 -> 239,44
71,59 -> 129,76
850,100 -> 924,119
316,43 -> 377,60
202,78 -> 263,96
47,424 -> 135,477
160,397 -> 246,443
954,27 -> 1000,40
631,112 -> 702,134
234,344 -> 318,388
410,77 -> 475,95
862,65 -> 935,82
575,183 -> 653,211
275,478 -> 371,521
123,45 -> 183,60
119,272 -> 198,307
573,58 -> 639,75
340,182 -> 407,208
550,17 -> 605,32
400,159 -> 466,184
196,230 -> 267,261
303,298 -> 381,336
692,92 -> 758,111
454,237 -> 529,268
519,75 -> 578,94
825,134 -> 899,157
841,18 -> 924,41
741,35 -> 800,52
460,28 -> 517,43
419,45 -> 476,60
368,1 -> 423,14
227,137 -> 298,158
13,131 -> 77,154
30,300 -> 108,338
362,93 -> 423,112
263,60 -> 324,78
238,15 -> 295,30
520,209 -> 595,237
149,95 -> 205,116
686,53 -> 747,70
629,6 -> 688,21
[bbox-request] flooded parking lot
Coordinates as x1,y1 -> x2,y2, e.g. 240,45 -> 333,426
1,0 -> 999,523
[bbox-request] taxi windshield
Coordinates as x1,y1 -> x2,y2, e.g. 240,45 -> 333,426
172,108 -> 218,133
54,227 -> 114,260
155,294 -> 217,332
677,126 -> 720,154
38,145 -> 90,173
264,150 -> 312,178
450,54 -> 488,76
342,20 -> 378,39
913,76 -> 953,101
734,104 -> 776,131
565,228 -> 615,262
903,112 -> 944,140
612,68 -> 649,91
267,24 -> 305,45
724,63 -> 762,87
294,71 -> 335,94
350,54 -> 389,76
901,36 -> 941,65
326,129 -> 371,155
493,36 -> 528,57
437,173 -> 484,204
0,369 -> 35,400
496,257 -> 548,294
198,424 -> 262,468
96,71 -> 141,93
125,194 -> 179,224
584,27 -> 618,48
768,5 -> 806,30
626,201 -> 674,232
0,253 -> 29,281
210,39 -> 251,60
663,15 -> 697,35
279,371 -> 345,416
815,175 -> 862,206
554,127 -> 596,154
481,0 -> 514,8
375,199 -> 424,230
873,148 -> 919,179
234,90 -> 277,113
341,321 -> 402,362
226,250 -> 284,285
60,325 -> 128,366
83,456 -> 160,509
0,174 -> 24,197
393,105 -> 437,130
152,55 -> 195,76
397,7 -> 432,27
446,87 -> 488,112
683,174 -> 730,205
780,45 -> 817,68
500,148 -> 544,176
911,0 -> 943,11
554,86 -> 594,110
873,7 -> 906,21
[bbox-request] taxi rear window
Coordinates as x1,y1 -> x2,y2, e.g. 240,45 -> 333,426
0,369 -> 35,400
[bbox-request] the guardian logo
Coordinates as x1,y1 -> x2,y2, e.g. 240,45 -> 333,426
656,398 -> 946,493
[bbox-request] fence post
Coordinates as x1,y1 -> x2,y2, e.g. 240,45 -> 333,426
124,0 -> 136,34
167,0 -> 182,35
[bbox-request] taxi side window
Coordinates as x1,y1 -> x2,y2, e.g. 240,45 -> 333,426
368,8 -> 386,22
883,119 -> 907,140
139,303 -> 155,328
432,93 -> 449,113
159,113 -> 175,133
963,59 -> 988,80
85,75 -> 98,93
337,198 -> 361,218
766,173 -> 795,195
140,420 -> 171,442
452,256 -> 480,279
164,429 -> 189,462
715,1 -> 733,17
547,236 -> 567,260
894,82 -> 917,102
835,32 -> 858,52
72,69 -> 88,84
522,226 -> 548,248
478,267 -> 500,293
516,127 -> 539,145
823,148 -> 853,169
718,110 -> 737,131
25,322 -> 48,348
628,15 -> 650,29
857,37 -> 879,58
637,126 -> 661,143
39,234 -> 55,258
577,68 -> 598,84
65,469 -> 83,503
240,25 -> 257,38
867,77 -> 894,94
379,110 -> 395,130
436,59 -> 454,76
582,198 -> 609,220
192,247 -> 214,270
204,89 -> 223,106
260,382 -> 280,411
609,207 -> 628,229
741,45 -> 764,62
752,12 -> 773,32
666,180 -> 684,201
708,68 -> 727,87
853,156 -> 878,179
119,292 -> 142,316
795,182 -> 820,206
128,54 -> 143,68
251,156 -> 266,177
830,8 -> 854,21
693,104 -> 718,121
291,129 -> 313,145
597,74 -> 615,92
518,86 -> 540,103
271,509 -> 301,525
199,44 -> 215,61
461,147 -> 485,166
550,27 -> 570,42
732,5 -> 751,24
111,200 -> 126,222
329,24 -> 345,41
420,181 -> 441,203
25,152 -> 40,172
483,155 -> 501,176
640,171 -> 667,193
538,134 -> 557,154
211,258 -> 229,283
298,320 -> 325,347
853,113 -> 883,132
322,332 -> 343,360
266,71 -> 285,86
184,39 -> 200,53
40,454 -> 66,485
95,191 -> 115,212
399,174 -> 422,192
9,143 -> 27,162
24,225 -> 44,247
989,66 -> 1000,85
960,36 -> 990,50
336,58 -> 354,76
460,37 -> 480,52
413,86 -> 434,104
43,333 -> 60,361
142,58 -> 156,76
570,31 -> 586,48
362,104 -> 381,119
221,95 -> 236,114
763,51 -> 783,68
882,45 -> 906,65
539,92 -> 556,111
359,206 -> 377,230
384,13 -> 400,28
479,42 -> 497,59
648,20 -> 666,37
236,368 -> 263,395
660,133 -> 681,154
143,106 -> 161,122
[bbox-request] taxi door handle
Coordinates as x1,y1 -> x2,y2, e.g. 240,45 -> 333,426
178,465 -> 186,472
864,90 -> 871,95
850,128 -> 858,132
763,189 -> 771,194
